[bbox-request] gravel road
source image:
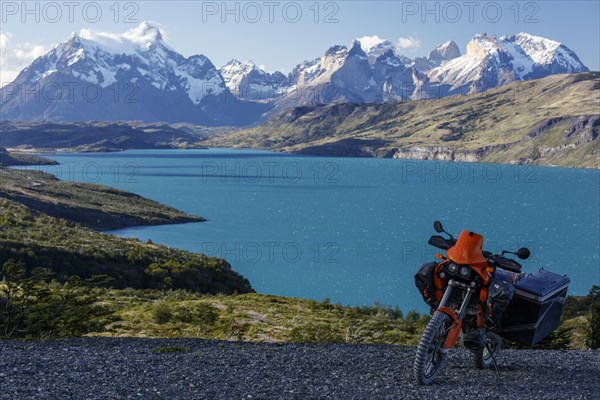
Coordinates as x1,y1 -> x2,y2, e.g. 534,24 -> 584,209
0,338 -> 598,400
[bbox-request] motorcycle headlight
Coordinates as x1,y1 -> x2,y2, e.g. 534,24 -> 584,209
459,265 -> 471,277
447,262 -> 458,274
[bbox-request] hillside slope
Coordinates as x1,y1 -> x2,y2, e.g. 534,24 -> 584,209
205,73 -> 600,168
0,168 -> 202,230
0,147 -> 59,166
0,121 -> 213,152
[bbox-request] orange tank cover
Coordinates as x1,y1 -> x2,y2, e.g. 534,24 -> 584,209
446,230 -> 487,265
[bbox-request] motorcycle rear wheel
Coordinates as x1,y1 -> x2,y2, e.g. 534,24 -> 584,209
413,312 -> 452,385
472,332 -> 503,369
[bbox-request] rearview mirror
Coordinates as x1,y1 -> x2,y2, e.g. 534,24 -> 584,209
517,247 -> 530,260
433,220 -> 443,233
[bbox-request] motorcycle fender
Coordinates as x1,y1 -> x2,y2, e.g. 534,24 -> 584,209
437,307 -> 463,348
444,323 -> 462,349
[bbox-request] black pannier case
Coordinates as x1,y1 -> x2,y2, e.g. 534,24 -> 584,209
498,268 -> 570,346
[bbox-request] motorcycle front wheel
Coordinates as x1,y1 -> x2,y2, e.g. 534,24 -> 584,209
413,311 -> 452,385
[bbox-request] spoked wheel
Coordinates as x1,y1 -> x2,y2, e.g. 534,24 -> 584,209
413,312 -> 452,385
472,332 -> 503,369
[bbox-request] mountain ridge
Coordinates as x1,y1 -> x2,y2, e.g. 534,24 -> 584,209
0,23 -> 590,125
0,22 -> 270,125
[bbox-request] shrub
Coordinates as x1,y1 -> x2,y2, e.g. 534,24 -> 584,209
153,302 -> 173,324
195,303 -> 219,326
288,322 -> 344,343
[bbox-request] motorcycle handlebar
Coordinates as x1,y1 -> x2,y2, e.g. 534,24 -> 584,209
486,254 -> 523,273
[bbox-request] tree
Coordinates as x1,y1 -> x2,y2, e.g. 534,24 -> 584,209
0,260 -> 112,338
26,275 -> 113,338
153,302 -> 173,324
0,261 -> 51,338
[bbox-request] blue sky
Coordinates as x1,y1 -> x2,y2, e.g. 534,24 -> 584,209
1,1 -> 599,82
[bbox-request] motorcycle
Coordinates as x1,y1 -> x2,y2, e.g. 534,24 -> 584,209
413,220 -> 531,385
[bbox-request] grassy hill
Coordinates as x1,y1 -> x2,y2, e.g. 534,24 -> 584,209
205,73 -> 600,168
0,197 -> 252,294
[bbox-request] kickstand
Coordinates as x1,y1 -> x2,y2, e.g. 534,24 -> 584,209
486,342 -> 500,378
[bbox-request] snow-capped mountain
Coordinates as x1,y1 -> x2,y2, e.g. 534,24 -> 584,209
427,32 -> 588,94
219,60 -> 289,101
287,41 -> 376,102
361,39 -> 397,64
271,38 -> 454,109
0,22 -> 269,125
0,24 -> 589,125
272,32 -> 587,111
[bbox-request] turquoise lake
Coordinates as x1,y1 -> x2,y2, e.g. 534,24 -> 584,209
33,149 -> 599,312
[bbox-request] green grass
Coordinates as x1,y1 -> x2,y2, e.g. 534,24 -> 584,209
90,288 -> 594,349
96,290 -> 430,345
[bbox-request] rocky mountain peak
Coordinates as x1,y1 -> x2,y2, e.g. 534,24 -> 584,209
325,45 -> 348,56
375,49 -> 404,68
348,40 -> 367,58
428,40 -> 461,63
466,33 -> 500,57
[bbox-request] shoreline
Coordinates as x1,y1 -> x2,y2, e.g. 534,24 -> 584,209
17,146 -> 600,171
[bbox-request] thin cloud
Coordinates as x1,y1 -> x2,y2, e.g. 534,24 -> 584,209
356,35 -> 387,52
0,32 -> 47,86
395,36 -> 422,52
355,35 -> 422,54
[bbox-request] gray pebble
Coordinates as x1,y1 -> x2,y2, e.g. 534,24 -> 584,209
0,338 -> 598,400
